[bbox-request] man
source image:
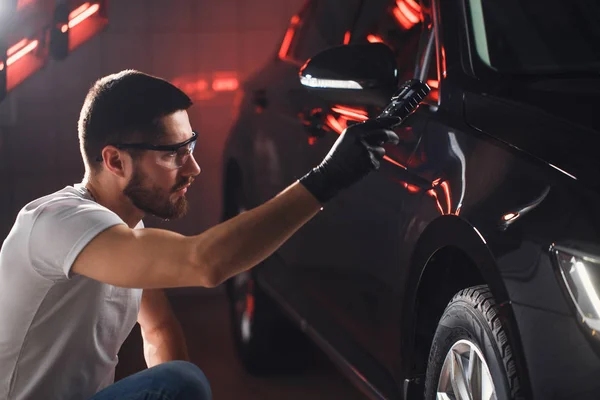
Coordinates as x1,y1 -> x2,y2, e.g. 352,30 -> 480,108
0,70 -> 399,399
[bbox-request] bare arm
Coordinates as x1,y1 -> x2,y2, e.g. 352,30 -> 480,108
72,120 -> 398,289
137,289 -> 189,367
72,181 -> 321,288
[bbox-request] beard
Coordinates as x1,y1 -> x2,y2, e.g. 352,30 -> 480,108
123,166 -> 192,220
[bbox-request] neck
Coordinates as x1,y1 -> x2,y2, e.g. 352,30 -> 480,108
82,176 -> 144,229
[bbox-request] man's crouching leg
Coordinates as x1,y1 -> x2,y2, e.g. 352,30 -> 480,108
90,361 -> 212,400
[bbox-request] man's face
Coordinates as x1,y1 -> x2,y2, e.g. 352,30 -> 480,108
123,110 -> 201,220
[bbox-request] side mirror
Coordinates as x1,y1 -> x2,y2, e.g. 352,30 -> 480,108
299,43 -> 399,107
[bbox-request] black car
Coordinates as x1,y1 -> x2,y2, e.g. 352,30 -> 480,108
221,0 -> 600,398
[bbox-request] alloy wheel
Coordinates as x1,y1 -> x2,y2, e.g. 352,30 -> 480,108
436,339 -> 497,400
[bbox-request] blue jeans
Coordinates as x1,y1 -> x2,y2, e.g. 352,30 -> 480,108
90,361 -> 212,400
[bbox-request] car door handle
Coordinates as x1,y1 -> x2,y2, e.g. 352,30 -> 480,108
252,89 -> 268,111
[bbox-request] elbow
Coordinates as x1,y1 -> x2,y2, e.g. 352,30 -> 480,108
199,272 -> 222,288
188,239 -> 227,288
193,259 -> 224,288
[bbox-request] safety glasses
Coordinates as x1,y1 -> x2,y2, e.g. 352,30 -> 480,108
97,131 -> 198,170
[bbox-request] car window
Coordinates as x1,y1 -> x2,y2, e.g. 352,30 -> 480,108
356,0 -> 423,81
354,0 -> 439,103
467,0 -> 600,74
281,0 -> 362,64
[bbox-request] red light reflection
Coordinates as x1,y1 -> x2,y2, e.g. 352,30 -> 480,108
279,15 -> 300,60
393,0 -> 421,30
405,0 -> 422,13
326,115 -> 345,134
441,46 -> 447,78
367,35 -> 384,43
397,0 -> 420,23
428,189 -> 445,215
393,7 -> 414,30
425,181 -> 455,215
331,105 -> 369,121
344,31 -> 351,45
440,181 -> 452,215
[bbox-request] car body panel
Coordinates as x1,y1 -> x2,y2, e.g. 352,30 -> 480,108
223,0 -> 600,398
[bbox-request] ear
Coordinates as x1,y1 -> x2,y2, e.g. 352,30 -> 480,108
101,146 -> 131,178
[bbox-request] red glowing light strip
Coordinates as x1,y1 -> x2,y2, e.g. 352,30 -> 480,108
279,15 -> 300,60
427,79 -> 439,89
7,40 -> 38,66
69,2 -> 91,19
212,78 -> 239,92
383,155 -> 407,169
393,7 -> 414,30
367,35 -> 384,43
398,0 -> 420,23
7,39 -> 28,57
331,106 -> 369,121
279,27 -> 296,59
343,31 -> 351,45
69,3 -> 100,29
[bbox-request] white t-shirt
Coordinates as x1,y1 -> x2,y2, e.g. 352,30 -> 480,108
0,184 -> 144,400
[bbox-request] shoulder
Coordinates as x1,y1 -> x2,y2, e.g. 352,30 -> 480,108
26,186 -> 117,218
18,186 -> 124,234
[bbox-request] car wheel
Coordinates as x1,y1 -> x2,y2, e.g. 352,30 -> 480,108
424,285 -> 523,400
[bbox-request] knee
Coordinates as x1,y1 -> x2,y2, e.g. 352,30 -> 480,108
155,361 -> 212,400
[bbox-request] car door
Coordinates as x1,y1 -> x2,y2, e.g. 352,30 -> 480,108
256,0 -> 365,297
265,0 -> 442,393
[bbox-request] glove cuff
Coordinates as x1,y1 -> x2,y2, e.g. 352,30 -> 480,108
298,167 -> 338,204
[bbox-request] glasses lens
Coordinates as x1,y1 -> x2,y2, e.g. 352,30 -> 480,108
169,141 -> 196,169
153,134 -> 197,169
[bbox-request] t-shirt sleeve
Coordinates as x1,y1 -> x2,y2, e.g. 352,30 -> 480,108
28,198 -> 125,281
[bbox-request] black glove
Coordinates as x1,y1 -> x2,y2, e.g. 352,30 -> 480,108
299,117 -> 400,203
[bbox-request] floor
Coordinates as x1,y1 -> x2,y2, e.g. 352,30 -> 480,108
115,289 -> 366,400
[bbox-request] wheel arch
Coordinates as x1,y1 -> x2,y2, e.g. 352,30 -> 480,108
401,215 -> 532,398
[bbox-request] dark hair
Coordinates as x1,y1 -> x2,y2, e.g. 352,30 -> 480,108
78,70 -> 193,172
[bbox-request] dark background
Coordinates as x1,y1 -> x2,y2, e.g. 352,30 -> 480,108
0,1 -> 365,398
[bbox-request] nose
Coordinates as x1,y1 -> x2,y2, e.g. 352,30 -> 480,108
182,153 -> 201,177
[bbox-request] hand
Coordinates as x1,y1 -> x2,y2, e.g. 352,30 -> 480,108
299,117 -> 400,203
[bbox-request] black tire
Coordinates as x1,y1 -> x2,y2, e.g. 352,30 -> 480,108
226,270 -> 312,375
424,285 -> 524,400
